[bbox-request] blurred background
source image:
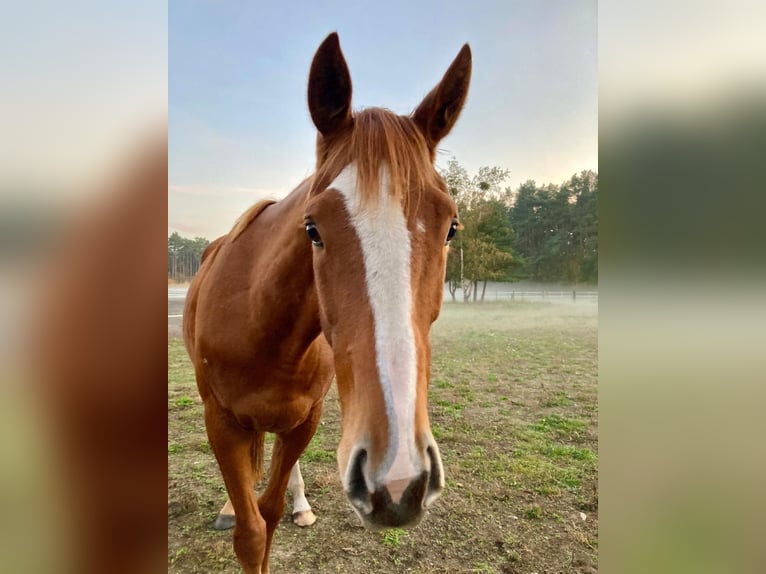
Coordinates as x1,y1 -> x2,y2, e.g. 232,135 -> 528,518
0,2 -> 167,573
600,1 -> 766,573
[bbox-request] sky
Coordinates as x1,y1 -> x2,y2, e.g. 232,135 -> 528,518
169,0 -> 597,239
1,1 -> 166,195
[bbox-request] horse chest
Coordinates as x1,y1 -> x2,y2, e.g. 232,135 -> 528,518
201,363 -> 320,433
233,389 -> 317,434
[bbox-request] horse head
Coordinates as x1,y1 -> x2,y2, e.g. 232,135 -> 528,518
303,33 -> 471,529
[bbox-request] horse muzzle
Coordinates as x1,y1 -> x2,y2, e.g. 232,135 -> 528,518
343,440 -> 444,529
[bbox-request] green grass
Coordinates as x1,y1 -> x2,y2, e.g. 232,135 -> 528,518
532,414 -> 588,437
543,444 -> 596,461
380,528 -> 407,548
524,504 -> 543,519
542,391 -> 575,407
435,398 -> 465,417
301,445 -> 335,463
174,396 -> 194,408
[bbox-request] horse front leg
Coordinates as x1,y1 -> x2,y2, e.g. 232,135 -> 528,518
257,403 -> 323,574
214,432 -> 266,531
204,402 -> 266,574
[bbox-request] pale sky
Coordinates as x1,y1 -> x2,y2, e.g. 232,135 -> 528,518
169,0 -> 597,239
1,1 -> 166,195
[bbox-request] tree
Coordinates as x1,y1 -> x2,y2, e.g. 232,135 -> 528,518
569,171 -> 598,283
507,171 -> 598,284
168,232 -> 210,282
441,159 -> 517,301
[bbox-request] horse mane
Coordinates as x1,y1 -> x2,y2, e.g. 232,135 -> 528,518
228,199 -> 277,242
309,108 -> 440,211
200,236 -> 225,263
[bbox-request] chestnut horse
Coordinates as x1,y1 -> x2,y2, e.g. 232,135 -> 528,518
183,33 -> 471,573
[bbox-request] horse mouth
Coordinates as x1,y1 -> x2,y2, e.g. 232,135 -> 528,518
346,469 -> 430,530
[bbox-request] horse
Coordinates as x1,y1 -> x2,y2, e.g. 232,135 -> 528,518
183,32 -> 471,573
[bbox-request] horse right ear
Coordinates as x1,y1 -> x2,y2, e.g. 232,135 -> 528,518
308,32 -> 353,138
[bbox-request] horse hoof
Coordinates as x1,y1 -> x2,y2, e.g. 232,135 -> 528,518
292,509 -> 317,527
213,513 -> 236,530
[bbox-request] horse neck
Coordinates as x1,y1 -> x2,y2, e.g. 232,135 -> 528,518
248,179 -> 322,359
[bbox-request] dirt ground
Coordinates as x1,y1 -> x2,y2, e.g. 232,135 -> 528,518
168,301 -> 598,573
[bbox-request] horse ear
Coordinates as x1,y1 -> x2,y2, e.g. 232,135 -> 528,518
308,32 -> 353,137
412,44 -> 472,153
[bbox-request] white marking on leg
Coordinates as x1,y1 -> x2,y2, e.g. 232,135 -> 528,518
416,219 -> 426,234
219,497 -> 234,516
330,164 -> 419,486
289,461 -> 317,526
288,462 -> 311,514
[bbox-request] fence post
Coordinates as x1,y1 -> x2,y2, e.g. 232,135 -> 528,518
573,290 -> 576,302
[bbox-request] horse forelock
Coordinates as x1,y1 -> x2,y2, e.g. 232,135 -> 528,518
309,108 -> 439,213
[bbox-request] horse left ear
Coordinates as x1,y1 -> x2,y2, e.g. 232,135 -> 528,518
412,44 -> 472,154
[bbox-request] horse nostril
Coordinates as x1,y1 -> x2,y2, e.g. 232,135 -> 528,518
424,445 -> 444,507
346,449 -> 371,513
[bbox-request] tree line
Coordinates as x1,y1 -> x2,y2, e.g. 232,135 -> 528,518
441,159 -> 597,302
168,232 -> 209,283
168,160 -> 598,296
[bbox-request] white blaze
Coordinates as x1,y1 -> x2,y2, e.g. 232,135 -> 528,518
330,163 -> 419,485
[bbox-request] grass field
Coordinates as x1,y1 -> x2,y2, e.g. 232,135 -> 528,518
168,301 -> 598,573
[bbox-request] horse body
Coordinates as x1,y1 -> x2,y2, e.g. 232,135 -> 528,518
185,179 -> 332,569
183,33 -> 471,573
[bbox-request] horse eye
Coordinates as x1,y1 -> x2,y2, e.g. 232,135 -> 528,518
305,223 -> 323,247
446,221 -> 458,244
